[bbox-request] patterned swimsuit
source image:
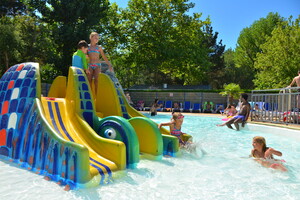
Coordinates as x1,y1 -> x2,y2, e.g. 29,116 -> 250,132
171,126 -> 185,145
88,45 -> 102,69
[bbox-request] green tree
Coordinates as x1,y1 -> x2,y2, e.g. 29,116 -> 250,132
203,24 -> 225,89
0,15 -> 60,77
234,12 -> 284,89
26,0 -> 110,75
13,15 -> 59,64
0,17 -> 21,73
223,48 -> 254,89
0,0 -> 26,17
254,16 -> 300,89
97,3 -> 139,89
219,83 -> 243,105
109,0 -> 213,87
223,48 -> 236,83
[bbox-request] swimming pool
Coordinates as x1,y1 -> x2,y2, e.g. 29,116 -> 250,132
1,114 -> 300,200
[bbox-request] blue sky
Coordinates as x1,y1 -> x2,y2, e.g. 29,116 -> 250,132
110,0 -> 299,50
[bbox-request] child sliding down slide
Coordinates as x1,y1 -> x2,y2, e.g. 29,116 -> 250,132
158,112 -> 199,154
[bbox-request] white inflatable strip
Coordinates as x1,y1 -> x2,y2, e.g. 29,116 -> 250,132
11,88 -> 19,100
18,71 -> 27,79
8,112 -> 17,129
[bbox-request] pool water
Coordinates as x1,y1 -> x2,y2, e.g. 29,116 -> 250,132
1,114 -> 300,200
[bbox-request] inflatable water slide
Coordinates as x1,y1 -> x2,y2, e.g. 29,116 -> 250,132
94,73 -> 189,156
0,62 -> 182,189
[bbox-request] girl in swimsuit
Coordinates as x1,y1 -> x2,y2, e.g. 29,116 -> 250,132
251,136 -> 287,171
224,105 -> 237,117
88,32 -> 113,95
158,112 -> 186,146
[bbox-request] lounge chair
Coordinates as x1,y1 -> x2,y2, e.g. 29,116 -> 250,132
172,102 -> 181,112
163,100 -> 172,112
264,102 -> 271,111
203,101 -> 213,113
252,102 -> 265,119
182,101 -> 191,112
135,100 -> 145,111
283,111 -> 300,124
157,100 -> 164,111
192,103 -> 201,113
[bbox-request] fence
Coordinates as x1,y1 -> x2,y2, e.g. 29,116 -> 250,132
250,87 -> 300,125
127,91 -> 230,111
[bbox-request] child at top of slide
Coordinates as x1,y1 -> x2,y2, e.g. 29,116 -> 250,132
87,32 -> 112,95
72,40 -> 89,75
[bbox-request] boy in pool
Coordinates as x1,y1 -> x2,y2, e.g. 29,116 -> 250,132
251,136 -> 287,171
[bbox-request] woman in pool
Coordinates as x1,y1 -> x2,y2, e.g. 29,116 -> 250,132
251,136 -> 287,171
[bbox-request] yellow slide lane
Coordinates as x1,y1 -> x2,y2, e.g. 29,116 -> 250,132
41,97 -> 119,180
46,68 -> 127,171
95,74 -> 163,158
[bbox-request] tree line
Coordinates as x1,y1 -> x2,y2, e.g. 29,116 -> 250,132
0,0 -> 299,90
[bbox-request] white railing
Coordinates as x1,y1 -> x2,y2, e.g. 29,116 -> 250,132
250,87 -> 300,125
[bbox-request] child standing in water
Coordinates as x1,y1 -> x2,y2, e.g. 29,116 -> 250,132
251,136 -> 287,171
87,32 -> 112,95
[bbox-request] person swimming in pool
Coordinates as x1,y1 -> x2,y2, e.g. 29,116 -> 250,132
251,136 -> 287,171
217,93 -> 251,131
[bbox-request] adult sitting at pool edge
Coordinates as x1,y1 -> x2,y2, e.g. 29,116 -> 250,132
217,93 -> 251,131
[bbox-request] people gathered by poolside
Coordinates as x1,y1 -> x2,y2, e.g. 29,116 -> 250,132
172,102 -> 181,112
215,104 -> 224,114
150,99 -> 163,116
217,93 -> 251,131
203,101 -> 213,113
223,104 -> 237,117
125,93 -> 134,106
